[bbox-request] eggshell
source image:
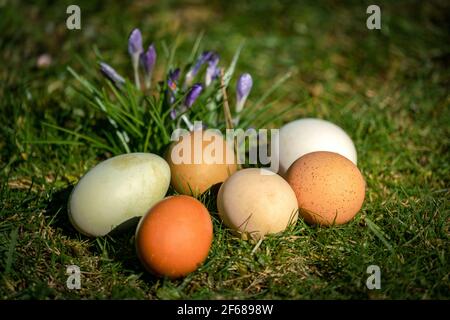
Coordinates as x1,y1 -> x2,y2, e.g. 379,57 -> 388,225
217,168 -> 298,239
135,195 -> 213,279
68,153 -> 171,237
166,130 -> 237,196
286,151 -> 365,226
273,118 -> 357,175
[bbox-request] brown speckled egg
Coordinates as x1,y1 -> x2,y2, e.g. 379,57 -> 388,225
166,130 -> 237,196
286,151 -> 365,226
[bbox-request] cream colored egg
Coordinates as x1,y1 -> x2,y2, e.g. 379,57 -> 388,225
217,168 -> 298,239
273,118 -> 357,175
68,153 -> 171,237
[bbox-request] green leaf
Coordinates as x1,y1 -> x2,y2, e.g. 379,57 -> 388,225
188,31 -> 205,62
215,42 -> 245,102
223,41 -> 245,87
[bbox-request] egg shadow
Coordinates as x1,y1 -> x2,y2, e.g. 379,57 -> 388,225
44,184 -> 221,286
201,182 -> 222,215
109,183 -> 226,285
44,184 -> 82,239
209,182 -> 222,197
103,221 -> 168,285
44,186 -> 160,283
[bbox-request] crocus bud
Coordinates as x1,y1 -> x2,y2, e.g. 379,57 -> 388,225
236,73 -> 253,113
185,51 -> 213,87
128,28 -> 143,89
100,62 -> 125,87
170,108 -> 177,120
168,68 -> 181,92
128,28 -> 143,58
193,51 -> 213,75
185,83 -> 203,108
140,44 -> 156,89
166,68 -> 180,106
205,53 -> 220,87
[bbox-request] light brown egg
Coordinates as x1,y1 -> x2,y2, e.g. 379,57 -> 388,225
166,130 -> 237,196
217,168 -> 299,239
135,195 -> 213,279
286,151 -> 365,226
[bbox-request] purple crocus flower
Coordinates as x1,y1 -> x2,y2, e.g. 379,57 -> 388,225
100,62 -> 125,87
236,73 -> 253,113
184,51 -> 213,87
167,91 -> 176,106
193,51 -> 213,74
140,44 -> 156,89
205,53 -> 220,87
185,83 -> 203,108
166,68 -> 181,106
168,68 -> 181,91
128,29 -> 143,56
140,44 -> 156,74
128,28 -> 143,89
170,108 -> 177,120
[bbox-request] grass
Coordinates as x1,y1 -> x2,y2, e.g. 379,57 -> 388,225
0,0 -> 449,299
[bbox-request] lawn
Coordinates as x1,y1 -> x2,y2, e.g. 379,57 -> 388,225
0,0 -> 449,299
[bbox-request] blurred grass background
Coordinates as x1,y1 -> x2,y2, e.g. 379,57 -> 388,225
0,0 -> 449,299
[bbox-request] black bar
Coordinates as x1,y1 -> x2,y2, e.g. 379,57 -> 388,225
0,300 -> 446,318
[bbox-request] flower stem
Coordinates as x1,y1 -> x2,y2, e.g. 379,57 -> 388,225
220,68 -> 241,170
181,114 -> 194,131
221,69 -> 233,131
133,62 -> 141,90
144,75 -> 151,90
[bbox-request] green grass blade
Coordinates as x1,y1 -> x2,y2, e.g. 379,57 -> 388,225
42,123 -> 115,153
365,217 -> 395,254
252,70 -> 293,109
23,140 -> 84,146
5,228 -> 18,275
222,41 -> 245,88
188,31 -> 205,62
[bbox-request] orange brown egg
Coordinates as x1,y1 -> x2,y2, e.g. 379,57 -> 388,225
135,195 -> 213,278
286,151 -> 365,226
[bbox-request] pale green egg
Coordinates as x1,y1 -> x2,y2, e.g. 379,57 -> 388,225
68,153 -> 171,237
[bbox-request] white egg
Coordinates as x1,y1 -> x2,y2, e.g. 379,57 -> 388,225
217,168 -> 298,240
68,153 -> 171,237
273,118 -> 357,175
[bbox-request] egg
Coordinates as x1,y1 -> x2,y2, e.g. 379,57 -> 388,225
68,153 -> 171,237
166,129 -> 237,196
135,195 -> 213,278
273,118 -> 357,175
286,151 -> 365,226
217,168 -> 298,239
